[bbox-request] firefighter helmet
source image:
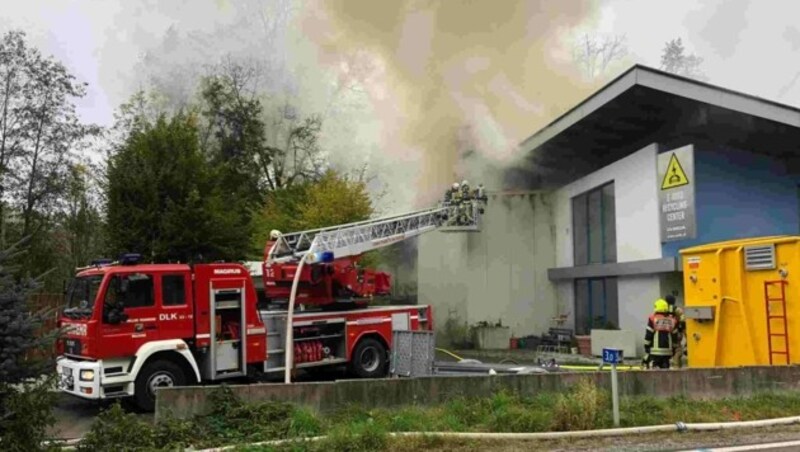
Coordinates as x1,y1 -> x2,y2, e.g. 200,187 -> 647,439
269,229 -> 282,240
654,299 -> 669,313
452,182 -> 460,189
461,180 -> 469,187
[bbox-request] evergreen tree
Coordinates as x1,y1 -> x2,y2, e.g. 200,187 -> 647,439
0,240 -> 59,451
105,112 -> 250,262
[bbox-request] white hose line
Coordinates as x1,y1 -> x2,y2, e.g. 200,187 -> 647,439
192,415 -> 800,452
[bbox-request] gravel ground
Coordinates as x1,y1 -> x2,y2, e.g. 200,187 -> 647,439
388,425 -> 800,451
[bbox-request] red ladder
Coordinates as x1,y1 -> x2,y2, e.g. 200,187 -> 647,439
764,280 -> 790,365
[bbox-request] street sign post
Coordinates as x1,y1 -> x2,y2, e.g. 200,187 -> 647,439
602,347 -> 623,427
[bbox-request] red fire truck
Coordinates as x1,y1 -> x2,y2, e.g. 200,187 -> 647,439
55,195 -> 486,412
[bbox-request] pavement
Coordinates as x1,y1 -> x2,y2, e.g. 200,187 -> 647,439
681,439 -> 800,451
48,393 -> 152,441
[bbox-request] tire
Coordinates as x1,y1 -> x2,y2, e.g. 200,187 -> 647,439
133,360 -> 186,412
348,337 -> 388,379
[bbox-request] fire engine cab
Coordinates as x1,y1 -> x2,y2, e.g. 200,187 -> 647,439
56,194 -> 486,412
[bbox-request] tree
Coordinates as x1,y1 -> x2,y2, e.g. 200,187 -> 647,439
573,33 -> 628,80
659,38 -> 708,81
0,240 -> 59,451
0,30 -> 99,286
105,112 -> 250,262
57,164 -> 105,273
250,169 -> 373,255
198,60 -> 326,191
0,30 -> 99,243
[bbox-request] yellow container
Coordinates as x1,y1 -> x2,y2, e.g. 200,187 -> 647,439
680,235 -> 800,368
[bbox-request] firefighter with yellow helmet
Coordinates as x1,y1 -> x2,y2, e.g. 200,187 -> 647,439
664,294 -> 687,368
642,298 -> 679,369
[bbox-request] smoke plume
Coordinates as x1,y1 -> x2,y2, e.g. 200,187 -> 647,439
301,0 -> 603,207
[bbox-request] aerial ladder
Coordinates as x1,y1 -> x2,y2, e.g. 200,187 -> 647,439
260,188 -> 488,308
257,187 -> 488,382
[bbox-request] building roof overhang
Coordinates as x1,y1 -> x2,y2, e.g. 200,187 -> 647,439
508,65 -> 800,188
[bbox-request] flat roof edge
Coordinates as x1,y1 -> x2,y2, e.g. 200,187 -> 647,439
519,65 -> 800,154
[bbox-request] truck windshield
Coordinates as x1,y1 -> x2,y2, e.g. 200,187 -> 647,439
63,275 -> 103,319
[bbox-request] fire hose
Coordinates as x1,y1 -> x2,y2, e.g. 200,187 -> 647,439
190,415 -> 800,452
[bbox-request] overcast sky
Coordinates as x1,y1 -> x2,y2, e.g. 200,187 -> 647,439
4,0 -> 800,210
4,0 -> 799,126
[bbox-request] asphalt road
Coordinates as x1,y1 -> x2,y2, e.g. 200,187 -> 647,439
679,439 -> 800,451
48,393 -> 151,440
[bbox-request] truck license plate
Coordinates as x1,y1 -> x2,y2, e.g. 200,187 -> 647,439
60,369 -> 74,390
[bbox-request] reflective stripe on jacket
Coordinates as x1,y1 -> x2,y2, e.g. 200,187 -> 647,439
644,313 -> 677,356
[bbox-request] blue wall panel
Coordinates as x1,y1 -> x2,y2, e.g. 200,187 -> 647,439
661,146 -> 800,258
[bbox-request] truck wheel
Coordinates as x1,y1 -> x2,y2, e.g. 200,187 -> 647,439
349,338 -> 387,378
134,360 -> 185,412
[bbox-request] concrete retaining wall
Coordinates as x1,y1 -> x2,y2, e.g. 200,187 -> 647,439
155,366 -> 800,421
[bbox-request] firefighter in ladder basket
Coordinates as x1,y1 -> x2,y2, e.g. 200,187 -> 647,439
642,299 -> 678,369
450,182 -> 462,225
458,180 -> 471,225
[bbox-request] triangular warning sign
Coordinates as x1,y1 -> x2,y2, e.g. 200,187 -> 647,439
661,153 -> 689,190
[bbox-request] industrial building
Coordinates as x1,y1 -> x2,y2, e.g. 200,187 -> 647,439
418,65 -> 800,353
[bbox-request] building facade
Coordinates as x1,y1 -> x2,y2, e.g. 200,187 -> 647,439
418,65 -> 800,353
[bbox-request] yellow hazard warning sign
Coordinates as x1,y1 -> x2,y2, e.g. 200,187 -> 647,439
661,153 -> 689,190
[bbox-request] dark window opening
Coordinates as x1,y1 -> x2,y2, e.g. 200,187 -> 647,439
572,182 -> 616,266
574,277 -> 618,335
104,273 -> 155,310
162,275 -> 186,306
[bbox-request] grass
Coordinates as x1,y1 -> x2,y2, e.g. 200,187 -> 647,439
76,381 -> 800,451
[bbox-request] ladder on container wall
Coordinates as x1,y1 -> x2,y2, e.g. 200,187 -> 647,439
764,280 -> 790,365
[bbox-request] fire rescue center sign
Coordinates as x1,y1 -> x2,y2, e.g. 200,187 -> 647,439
658,145 -> 696,242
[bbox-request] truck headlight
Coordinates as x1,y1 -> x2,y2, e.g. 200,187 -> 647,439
80,369 -> 95,381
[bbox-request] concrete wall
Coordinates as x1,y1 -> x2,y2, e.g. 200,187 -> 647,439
417,192 -> 556,343
553,143 -> 662,268
551,143 -> 662,335
662,146 -> 800,257
156,365 -> 800,421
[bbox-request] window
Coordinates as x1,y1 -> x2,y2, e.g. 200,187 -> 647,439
572,182 -> 616,265
574,277 -> 618,335
162,275 -> 186,306
104,273 -> 154,309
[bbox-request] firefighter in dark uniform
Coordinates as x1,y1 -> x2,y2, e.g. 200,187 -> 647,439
665,294 -> 686,368
451,182 -> 463,225
642,299 -> 678,369
459,180 -> 471,224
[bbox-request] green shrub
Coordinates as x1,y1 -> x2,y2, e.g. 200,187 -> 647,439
77,403 -> 156,451
0,377 -> 58,452
319,421 -> 387,452
551,378 -> 604,431
195,385 -> 322,445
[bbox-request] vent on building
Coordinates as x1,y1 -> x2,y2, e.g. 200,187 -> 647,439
744,244 -> 776,271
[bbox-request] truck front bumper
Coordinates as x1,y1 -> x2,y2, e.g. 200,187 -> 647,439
57,357 -> 135,400
56,357 -> 103,400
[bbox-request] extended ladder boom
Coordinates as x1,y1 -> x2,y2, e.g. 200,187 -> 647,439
268,207 -> 447,263
267,198 -> 486,264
